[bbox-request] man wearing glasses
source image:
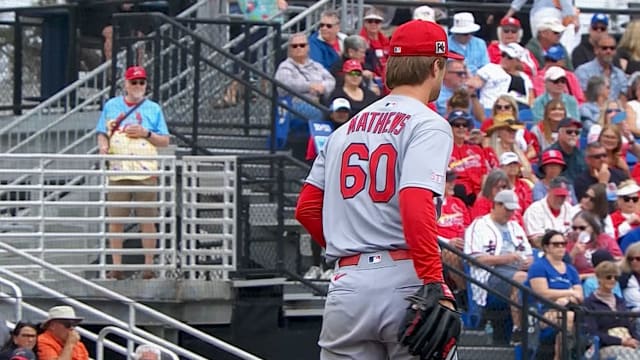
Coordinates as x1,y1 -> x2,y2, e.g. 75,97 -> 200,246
572,13 -> 609,68
574,142 -> 629,201
309,10 -> 347,71
96,66 -> 171,280
547,118 -> 586,183
575,34 -> 628,101
38,306 -> 88,360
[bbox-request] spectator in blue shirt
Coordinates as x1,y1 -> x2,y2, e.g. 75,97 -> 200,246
528,230 -> 582,358
308,10 -> 347,71
583,249 -> 623,298
447,12 -> 489,75
575,35 -> 628,102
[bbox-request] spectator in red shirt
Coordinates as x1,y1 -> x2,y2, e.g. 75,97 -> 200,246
448,110 -> 493,206
439,170 -> 471,292
611,180 -> 640,240
487,16 -> 539,78
359,8 -> 388,84
499,151 -> 534,213
471,169 -> 509,217
567,210 -> 622,277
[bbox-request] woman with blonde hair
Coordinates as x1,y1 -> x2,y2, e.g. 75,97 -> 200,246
615,20 -> 640,75
584,261 -> 640,359
531,99 -> 566,151
482,94 -> 538,163
598,125 -> 630,175
620,242 -> 640,311
486,113 -> 536,181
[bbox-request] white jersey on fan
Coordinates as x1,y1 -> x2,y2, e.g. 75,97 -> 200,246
305,95 -> 453,260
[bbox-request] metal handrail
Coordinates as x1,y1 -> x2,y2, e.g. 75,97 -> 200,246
0,277 -> 22,321
0,293 -> 136,358
0,241 -> 262,360
97,326 -> 180,360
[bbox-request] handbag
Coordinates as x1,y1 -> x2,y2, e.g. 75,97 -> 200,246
106,99 -> 158,181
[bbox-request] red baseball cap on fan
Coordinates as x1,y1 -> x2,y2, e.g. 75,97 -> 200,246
500,16 -> 521,28
342,59 -> 363,72
389,20 -> 464,60
125,66 -> 147,80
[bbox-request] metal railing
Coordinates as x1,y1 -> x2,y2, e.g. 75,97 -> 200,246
96,326 -> 180,360
0,277 -> 22,321
0,243 -> 262,360
181,156 -> 238,280
0,153 -> 237,280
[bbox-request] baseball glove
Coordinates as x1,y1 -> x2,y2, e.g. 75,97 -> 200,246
398,283 -> 461,360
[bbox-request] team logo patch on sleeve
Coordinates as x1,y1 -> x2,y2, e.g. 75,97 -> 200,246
368,255 -> 382,264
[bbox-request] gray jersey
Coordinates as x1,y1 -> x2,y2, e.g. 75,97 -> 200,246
306,95 -> 453,260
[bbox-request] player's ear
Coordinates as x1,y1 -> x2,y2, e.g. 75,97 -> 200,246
432,58 -> 446,78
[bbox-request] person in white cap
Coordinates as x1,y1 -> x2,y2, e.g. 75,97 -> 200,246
447,12 -> 489,75
359,8 -> 389,82
38,306 -> 88,360
504,0 -> 578,37
531,66 -> 579,122
464,189 -> 533,344
499,151 -> 533,212
525,17 -> 574,70
467,42 -> 534,111
611,180 -> 640,239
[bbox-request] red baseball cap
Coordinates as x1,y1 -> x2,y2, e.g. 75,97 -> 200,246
541,149 -> 566,167
390,20 -> 464,60
342,59 -> 363,72
549,177 -> 570,197
500,17 -> 521,28
125,66 -> 147,80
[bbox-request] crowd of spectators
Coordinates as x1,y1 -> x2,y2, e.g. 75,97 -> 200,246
283,3 -> 640,356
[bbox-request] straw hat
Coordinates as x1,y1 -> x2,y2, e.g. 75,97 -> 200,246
486,113 -> 524,135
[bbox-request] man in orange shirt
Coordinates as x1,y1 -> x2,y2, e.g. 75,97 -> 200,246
38,306 -> 89,360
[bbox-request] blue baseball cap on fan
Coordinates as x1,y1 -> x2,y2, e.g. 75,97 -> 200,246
447,110 -> 473,128
591,13 -> 609,27
544,44 -> 565,62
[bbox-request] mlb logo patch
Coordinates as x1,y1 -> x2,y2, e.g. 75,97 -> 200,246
368,255 -> 382,264
393,46 -> 402,54
435,41 -> 445,54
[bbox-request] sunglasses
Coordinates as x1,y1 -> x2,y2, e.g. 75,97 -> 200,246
628,256 -> 640,262
600,46 -> 616,51
495,104 -> 513,111
592,26 -> 607,32
57,320 -> 79,329
622,196 -> 640,203
319,23 -> 335,29
346,70 -> 362,77
290,43 -> 307,49
606,108 -> 621,114
502,27 -> 519,34
604,275 -> 620,280
583,194 -> 595,201
564,129 -> 580,136
552,31 -> 562,36
589,153 -> 607,159
451,71 -> 467,77
550,78 -> 567,84
572,225 -> 587,231
549,241 -> 567,248
129,80 -> 146,86
365,19 -> 382,24
18,333 -> 37,338
451,122 -> 469,128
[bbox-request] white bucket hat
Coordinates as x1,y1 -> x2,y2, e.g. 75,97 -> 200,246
42,306 -> 83,328
450,12 -> 481,34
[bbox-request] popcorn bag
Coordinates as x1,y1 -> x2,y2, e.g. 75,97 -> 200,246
107,118 -> 158,181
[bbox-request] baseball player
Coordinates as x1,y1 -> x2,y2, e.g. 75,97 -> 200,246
296,20 -> 463,360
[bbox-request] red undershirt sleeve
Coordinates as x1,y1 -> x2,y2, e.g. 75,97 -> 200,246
295,183 -> 326,248
399,187 -> 444,284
